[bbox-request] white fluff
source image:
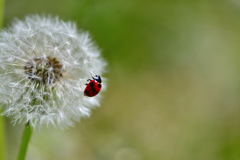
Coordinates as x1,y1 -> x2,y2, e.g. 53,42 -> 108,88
0,15 -> 107,128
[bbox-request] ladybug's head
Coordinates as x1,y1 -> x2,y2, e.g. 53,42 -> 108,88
94,75 -> 102,83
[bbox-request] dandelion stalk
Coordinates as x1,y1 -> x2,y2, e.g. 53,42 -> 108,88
18,122 -> 33,160
0,0 -> 5,159
0,109 -> 6,160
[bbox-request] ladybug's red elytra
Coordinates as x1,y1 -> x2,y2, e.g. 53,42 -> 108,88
84,75 -> 102,97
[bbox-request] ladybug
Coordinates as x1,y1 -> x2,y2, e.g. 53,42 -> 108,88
84,75 -> 102,97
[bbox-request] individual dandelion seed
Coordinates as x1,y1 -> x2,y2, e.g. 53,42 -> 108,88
0,15 -> 107,128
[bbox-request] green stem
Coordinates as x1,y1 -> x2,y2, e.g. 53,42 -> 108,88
0,111 -> 6,160
0,0 -> 4,28
0,0 -> 6,159
18,123 -> 33,160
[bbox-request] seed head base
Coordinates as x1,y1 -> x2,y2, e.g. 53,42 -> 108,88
24,56 -> 63,85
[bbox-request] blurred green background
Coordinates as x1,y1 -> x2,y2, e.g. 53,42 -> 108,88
3,0 -> 240,159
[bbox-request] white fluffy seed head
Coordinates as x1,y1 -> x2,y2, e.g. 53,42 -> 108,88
0,15 -> 107,129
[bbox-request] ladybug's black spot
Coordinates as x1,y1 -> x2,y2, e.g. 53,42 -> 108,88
85,91 -> 90,96
90,81 -> 96,92
90,81 -> 95,86
98,84 -> 101,88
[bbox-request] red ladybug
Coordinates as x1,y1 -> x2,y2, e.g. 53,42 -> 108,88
84,75 -> 102,97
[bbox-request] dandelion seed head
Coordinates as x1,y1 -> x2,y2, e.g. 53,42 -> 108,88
0,15 -> 107,128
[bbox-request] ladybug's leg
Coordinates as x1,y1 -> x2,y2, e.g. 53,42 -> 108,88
85,83 -> 88,85
87,79 -> 91,81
